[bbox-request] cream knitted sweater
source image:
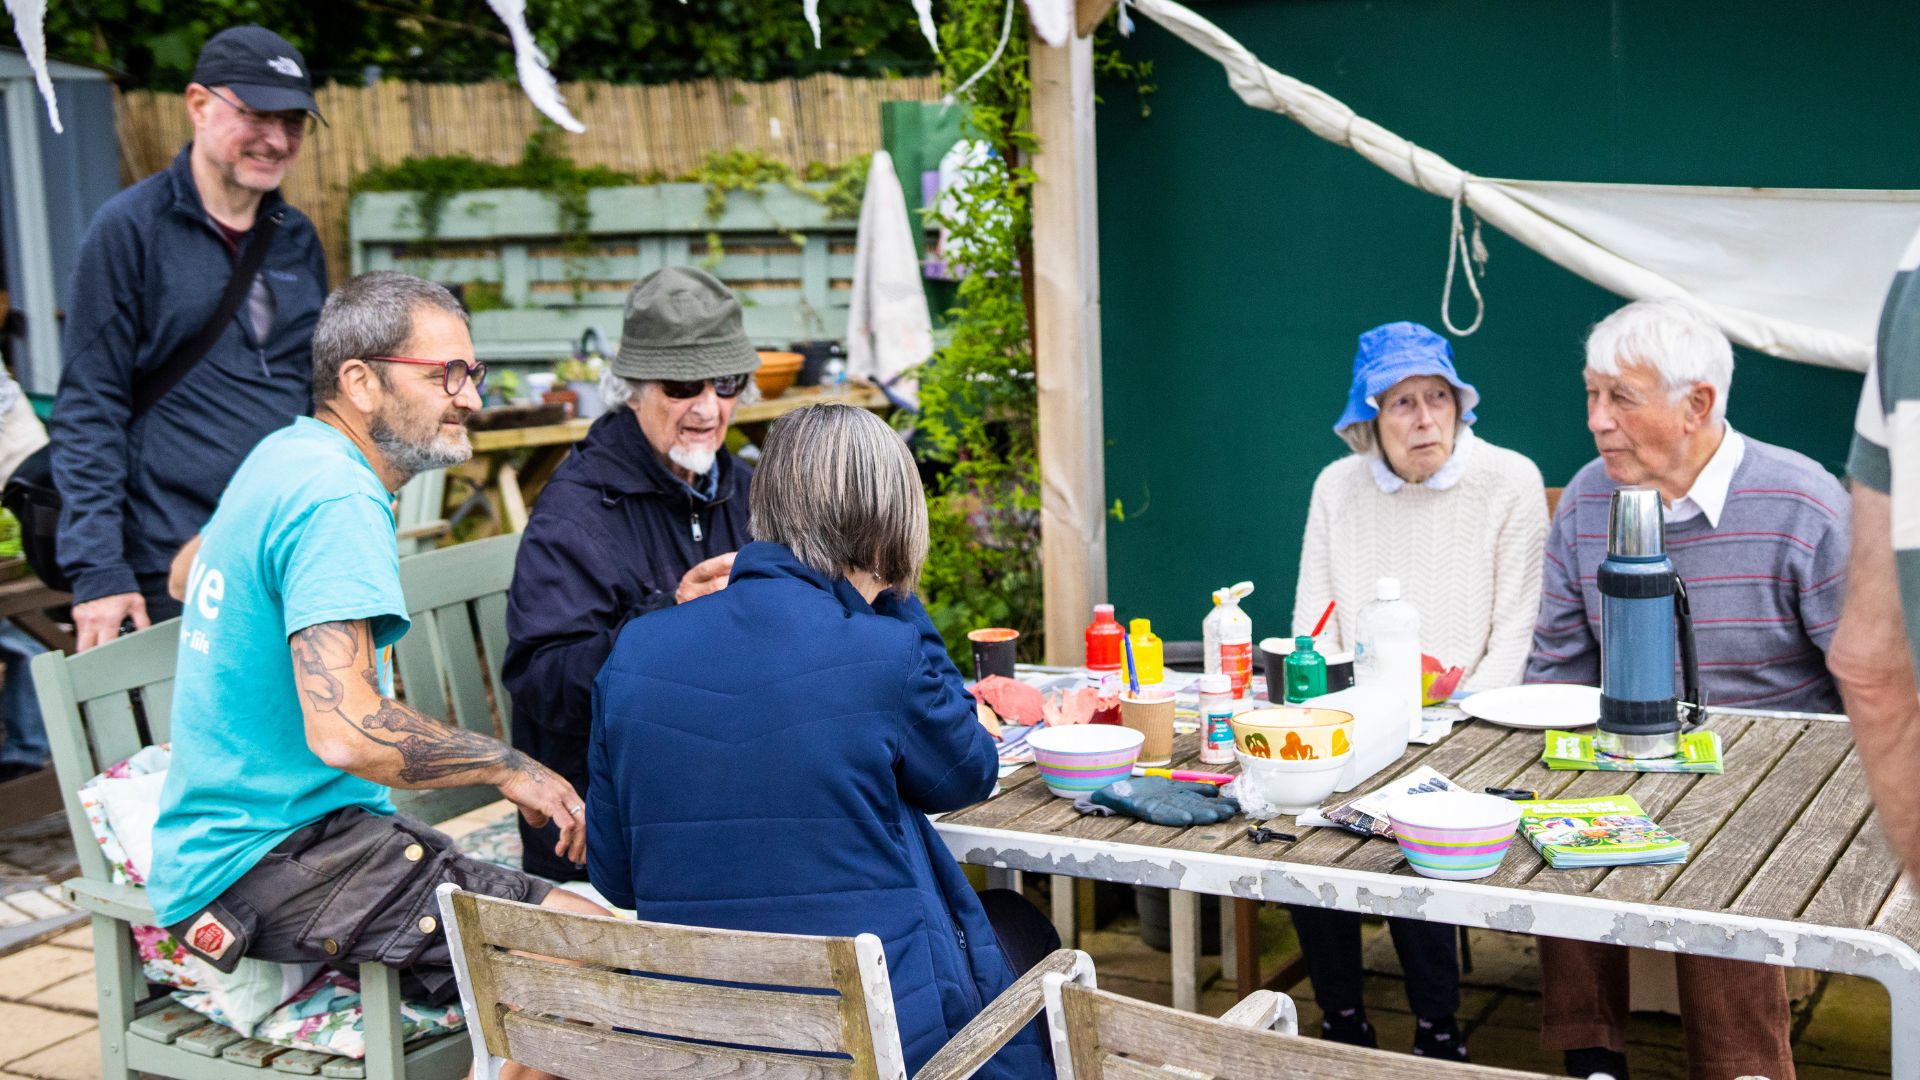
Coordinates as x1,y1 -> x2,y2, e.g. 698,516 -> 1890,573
1291,437 -> 1547,690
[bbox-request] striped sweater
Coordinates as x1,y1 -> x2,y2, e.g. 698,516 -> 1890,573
1523,439 -> 1850,712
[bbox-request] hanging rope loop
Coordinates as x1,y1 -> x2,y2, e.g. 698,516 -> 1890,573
1442,175 -> 1488,336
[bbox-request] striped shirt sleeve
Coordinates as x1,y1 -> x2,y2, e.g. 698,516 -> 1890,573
1523,497 -> 1599,685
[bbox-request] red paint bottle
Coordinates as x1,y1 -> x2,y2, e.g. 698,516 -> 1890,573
1085,604 -> 1124,672
1085,604 -> 1126,725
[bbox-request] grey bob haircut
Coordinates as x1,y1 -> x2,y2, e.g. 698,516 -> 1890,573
311,271 -> 467,405
751,404 -> 929,597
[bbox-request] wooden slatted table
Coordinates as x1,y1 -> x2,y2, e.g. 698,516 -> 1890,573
933,708 -> 1920,1076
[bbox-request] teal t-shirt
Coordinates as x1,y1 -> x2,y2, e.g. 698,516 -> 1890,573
149,418 -> 411,927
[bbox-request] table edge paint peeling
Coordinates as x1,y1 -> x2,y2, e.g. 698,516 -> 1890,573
933,707 -> 1920,1077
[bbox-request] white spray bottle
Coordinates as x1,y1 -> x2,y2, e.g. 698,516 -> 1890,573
1202,581 -> 1256,700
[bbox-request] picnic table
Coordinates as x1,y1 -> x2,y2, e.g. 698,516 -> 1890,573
459,383 -> 892,531
933,705 -> 1920,1076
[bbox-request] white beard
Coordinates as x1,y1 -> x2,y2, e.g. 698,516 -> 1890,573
668,443 -> 717,477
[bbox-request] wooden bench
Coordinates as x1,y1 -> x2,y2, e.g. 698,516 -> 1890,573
436,884 -> 1095,1080
1043,975 -> 1557,1080
36,533 -> 524,1079
350,184 -> 858,366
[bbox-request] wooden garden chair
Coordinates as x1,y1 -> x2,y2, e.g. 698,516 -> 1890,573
1041,973 -> 1560,1080
436,883 -> 1096,1080
389,532 -> 520,824
37,620 -> 470,1078
36,533 -> 525,1078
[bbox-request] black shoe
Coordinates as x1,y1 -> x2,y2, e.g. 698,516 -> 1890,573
0,761 -> 45,783
1412,1015 -> 1469,1061
1564,1046 -> 1629,1080
1319,1007 -> 1377,1048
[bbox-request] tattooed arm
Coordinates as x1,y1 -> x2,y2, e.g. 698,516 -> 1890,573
291,619 -> 586,864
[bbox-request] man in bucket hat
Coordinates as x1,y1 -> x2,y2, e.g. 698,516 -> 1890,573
52,25 -> 328,651
503,266 -> 759,880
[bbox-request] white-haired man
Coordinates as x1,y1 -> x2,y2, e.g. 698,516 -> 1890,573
1525,298 -> 1849,1080
503,266 -> 758,881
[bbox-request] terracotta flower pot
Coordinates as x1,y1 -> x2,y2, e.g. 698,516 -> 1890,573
755,351 -> 805,400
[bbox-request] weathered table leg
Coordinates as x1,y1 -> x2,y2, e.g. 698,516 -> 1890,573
984,867 -> 1021,892
1052,874 -> 1077,948
1219,895 -> 1236,979
1171,891 -> 1199,1012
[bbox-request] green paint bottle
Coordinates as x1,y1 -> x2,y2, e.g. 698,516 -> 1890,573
1284,635 -> 1328,704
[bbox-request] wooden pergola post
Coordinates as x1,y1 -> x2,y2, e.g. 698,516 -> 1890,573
1029,5 -> 1111,665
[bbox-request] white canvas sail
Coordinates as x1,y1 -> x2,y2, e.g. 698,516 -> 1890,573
1129,0 -> 1919,371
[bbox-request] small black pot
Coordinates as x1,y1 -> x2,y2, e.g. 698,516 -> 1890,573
790,340 -> 844,387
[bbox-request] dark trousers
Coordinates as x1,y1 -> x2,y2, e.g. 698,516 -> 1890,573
1289,906 -> 1459,1019
978,887 -> 1061,1063
978,887 -> 1061,975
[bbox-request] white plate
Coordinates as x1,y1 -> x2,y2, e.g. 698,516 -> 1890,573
1458,684 -> 1600,730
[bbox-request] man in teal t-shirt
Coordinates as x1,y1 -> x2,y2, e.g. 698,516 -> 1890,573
148,271 -> 603,1023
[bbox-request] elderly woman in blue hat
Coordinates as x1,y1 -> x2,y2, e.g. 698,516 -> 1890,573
1287,321 -> 1546,1060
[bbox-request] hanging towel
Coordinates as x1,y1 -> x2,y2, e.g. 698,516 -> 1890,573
846,150 -> 935,408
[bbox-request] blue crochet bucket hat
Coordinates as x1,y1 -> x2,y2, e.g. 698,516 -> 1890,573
1333,321 -> 1480,435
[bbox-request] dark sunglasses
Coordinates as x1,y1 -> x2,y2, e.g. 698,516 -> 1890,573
659,373 -> 751,400
366,356 -> 488,396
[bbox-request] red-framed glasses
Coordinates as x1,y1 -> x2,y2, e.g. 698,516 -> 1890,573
366,356 -> 488,396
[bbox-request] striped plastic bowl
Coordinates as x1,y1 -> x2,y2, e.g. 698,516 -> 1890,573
1026,725 -> 1145,798
1387,791 -> 1523,880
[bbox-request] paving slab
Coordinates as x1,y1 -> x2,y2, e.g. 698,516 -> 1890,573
28,974 -> 97,1016
1450,1017 -> 1566,1074
1800,1064 -> 1900,1080
0,1002 -> 94,1063
1797,975 -> 1892,1074
0,943 -> 92,1001
2,1027 -> 100,1080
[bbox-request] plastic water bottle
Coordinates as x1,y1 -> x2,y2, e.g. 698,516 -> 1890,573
1354,577 -> 1423,740
1203,581 -> 1255,700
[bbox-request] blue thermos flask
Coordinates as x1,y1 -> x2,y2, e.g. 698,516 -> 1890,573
1597,487 -> 1706,758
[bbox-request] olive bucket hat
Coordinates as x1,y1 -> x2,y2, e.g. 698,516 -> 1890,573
612,267 -> 761,381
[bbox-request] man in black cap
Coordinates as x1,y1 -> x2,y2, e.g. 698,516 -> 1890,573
52,25 -> 329,650
503,266 -> 759,880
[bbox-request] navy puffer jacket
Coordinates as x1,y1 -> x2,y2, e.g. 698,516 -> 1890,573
587,542 -> 1047,1079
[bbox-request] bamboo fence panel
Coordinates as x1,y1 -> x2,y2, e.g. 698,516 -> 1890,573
114,74 -> 940,285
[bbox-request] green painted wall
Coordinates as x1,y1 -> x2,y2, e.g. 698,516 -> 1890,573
1094,0 -> 1912,643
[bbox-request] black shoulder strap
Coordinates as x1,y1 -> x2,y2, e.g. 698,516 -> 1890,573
131,209 -> 285,418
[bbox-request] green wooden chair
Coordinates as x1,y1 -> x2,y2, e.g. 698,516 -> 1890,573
390,533 -> 521,825
37,533 -> 524,1079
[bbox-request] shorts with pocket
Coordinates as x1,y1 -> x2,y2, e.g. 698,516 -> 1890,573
167,806 -> 552,1003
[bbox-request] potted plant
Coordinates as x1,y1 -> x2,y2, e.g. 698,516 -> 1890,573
554,357 -> 605,419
